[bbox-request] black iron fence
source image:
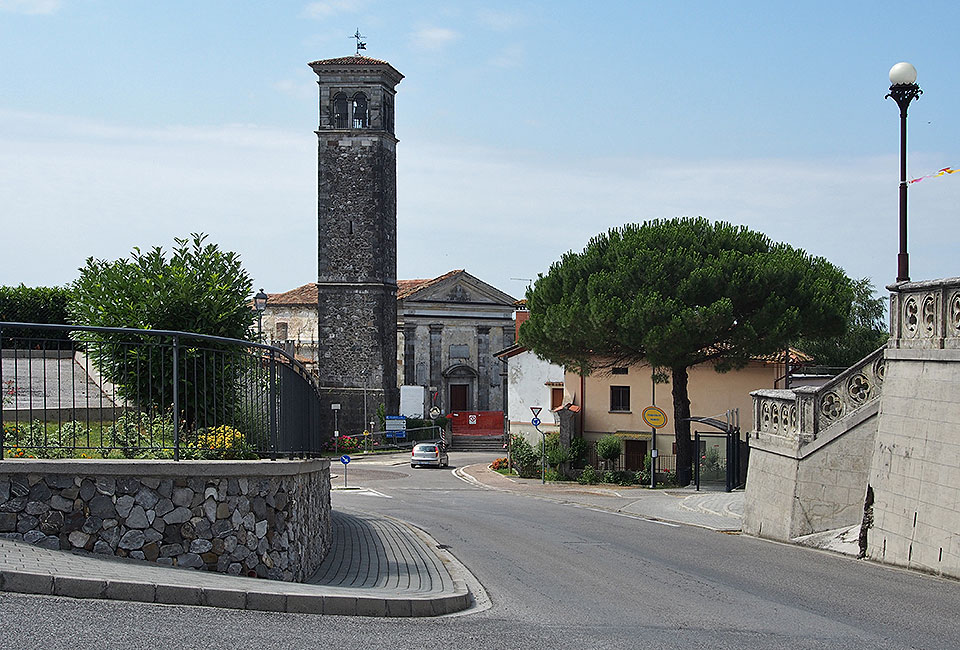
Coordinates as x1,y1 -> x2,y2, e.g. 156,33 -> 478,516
1,322 -> 326,460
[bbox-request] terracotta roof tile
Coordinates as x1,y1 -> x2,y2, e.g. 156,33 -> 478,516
264,270 -> 467,306
308,55 -> 392,66
266,283 -> 318,306
397,270 -> 463,299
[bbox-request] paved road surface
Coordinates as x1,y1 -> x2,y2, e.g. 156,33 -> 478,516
3,451 -> 960,649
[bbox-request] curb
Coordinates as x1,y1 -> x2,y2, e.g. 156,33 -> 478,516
0,515 -> 474,618
456,463 -> 743,533
0,566 -> 472,616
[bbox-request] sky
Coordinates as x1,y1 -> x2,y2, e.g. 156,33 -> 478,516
2,0 -> 958,305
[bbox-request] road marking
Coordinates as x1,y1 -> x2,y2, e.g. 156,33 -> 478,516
576,505 -> 680,527
455,466 -> 681,528
331,487 -> 393,498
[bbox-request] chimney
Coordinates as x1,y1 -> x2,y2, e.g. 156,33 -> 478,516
515,308 -> 530,340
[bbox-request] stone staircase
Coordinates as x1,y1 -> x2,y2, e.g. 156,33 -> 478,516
450,435 -> 505,453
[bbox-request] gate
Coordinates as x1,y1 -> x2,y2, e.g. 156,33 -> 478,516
684,409 -> 744,492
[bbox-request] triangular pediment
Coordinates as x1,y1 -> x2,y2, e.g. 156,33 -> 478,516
401,270 -> 516,306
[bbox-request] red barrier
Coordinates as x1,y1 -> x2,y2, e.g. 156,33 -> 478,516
447,411 -> 504,436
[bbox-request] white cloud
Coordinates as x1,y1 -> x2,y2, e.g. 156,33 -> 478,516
303,0 -> 362,19
409,27 -> 459,52
0,110 -> 315,292
3,108 -> 957,303
396,140 -> 960,296
0,0 -> 60,14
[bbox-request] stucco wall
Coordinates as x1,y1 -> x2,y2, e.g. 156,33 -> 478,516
506,350 -> 565,429
565,361 -> 777,439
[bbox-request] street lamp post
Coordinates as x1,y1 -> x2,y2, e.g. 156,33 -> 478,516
253,288 -> 268,341
886,62 -> 922,283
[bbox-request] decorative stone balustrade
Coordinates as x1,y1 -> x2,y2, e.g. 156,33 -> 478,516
751,347 -> 885,448
888,277 -> 960,349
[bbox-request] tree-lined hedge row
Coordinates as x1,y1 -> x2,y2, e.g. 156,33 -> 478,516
0,285 -> 72,346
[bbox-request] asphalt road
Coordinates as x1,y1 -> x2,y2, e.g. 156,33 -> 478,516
4,451 -> 960,649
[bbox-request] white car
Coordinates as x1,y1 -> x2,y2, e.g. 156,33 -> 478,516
411,443 -> 449,468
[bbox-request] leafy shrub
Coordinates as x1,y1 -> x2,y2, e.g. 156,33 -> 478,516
541,432 -> 573,469
596,435 -> 622,469
578,464 -> 599,485
103,411 -> 172,458
543,468 -> 563,482
569,436 -> 588,467
0,285 -> 72,347
490,457 -> 509,470
510,434 -> 540,478
68,234 -> 256,429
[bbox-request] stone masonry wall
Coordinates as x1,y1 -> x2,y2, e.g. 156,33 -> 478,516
0,459 -> 331,582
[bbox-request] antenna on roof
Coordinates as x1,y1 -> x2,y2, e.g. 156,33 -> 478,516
352,29 -> 367,55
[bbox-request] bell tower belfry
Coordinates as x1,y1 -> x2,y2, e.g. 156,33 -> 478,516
308,55 -> 403,435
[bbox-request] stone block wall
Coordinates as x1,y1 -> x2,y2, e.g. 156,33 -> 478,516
0,459 -> 331,582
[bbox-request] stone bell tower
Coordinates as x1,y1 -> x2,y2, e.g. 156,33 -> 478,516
308,55 -> 403,435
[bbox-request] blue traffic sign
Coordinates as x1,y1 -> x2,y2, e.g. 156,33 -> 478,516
340,455 -> 351,465
531,417 -> 541,427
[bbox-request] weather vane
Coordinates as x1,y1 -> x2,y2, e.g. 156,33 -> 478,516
352,29 -> 367,55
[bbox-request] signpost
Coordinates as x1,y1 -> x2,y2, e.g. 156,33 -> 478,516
642,405 -> 667,488
339,454 -> 350,488
531,407 -> 545,484
331,403 -> 341,454
386,415 -> 407,441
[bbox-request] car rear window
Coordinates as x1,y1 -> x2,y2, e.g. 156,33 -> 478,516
415,445 -> 437,452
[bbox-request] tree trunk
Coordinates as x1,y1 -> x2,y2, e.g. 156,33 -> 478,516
671,365 -> 692,486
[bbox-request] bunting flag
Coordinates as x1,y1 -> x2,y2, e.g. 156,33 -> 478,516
909,167 -> 958,184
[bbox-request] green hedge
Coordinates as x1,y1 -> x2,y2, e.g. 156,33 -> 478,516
0,285 -> 72,346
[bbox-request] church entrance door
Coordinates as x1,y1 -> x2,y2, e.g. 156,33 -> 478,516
450,384 -> 469,411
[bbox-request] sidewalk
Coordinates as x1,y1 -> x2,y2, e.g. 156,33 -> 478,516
0,508 -> 472,617
456,462 -> 744,532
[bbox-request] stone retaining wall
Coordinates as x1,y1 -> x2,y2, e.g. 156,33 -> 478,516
0,459 -> 331,582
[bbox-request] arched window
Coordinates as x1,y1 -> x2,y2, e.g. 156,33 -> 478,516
332,93 -> 347,128
383,96 -> 394,133
352,93 -> 368,128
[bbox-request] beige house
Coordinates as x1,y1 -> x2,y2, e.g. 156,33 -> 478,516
565,356 -> 796,473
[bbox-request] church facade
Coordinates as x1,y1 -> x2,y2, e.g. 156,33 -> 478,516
260,270 -> 517,428
397,270 -> 516,415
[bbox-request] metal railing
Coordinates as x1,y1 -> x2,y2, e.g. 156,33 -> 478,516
1,322 -> 326,460
331,425 -> 445,455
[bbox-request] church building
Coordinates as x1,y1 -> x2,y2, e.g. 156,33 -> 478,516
260,270 -> 517,426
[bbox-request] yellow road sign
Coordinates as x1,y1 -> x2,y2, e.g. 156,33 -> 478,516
642,406 -> 668,429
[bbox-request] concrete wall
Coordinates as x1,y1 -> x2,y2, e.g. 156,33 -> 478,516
743,405 -> 878,540
866,348 -> 960,576
0,459 -> 331,582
